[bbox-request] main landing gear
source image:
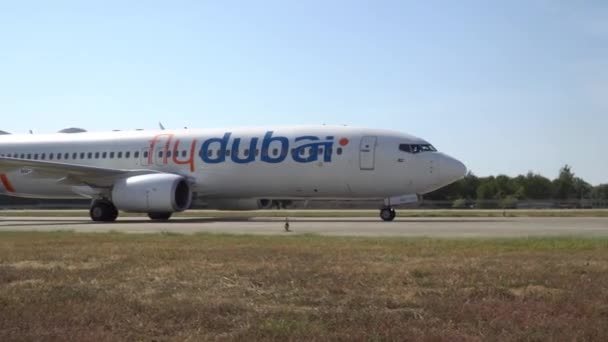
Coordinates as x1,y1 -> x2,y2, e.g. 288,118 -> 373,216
89,200 -> 174,222
90,200 -> 119,222
380,207 -> 396,222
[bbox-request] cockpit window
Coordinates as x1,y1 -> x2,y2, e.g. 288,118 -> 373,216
399,143 -> 436,154
399,144 -> 412,153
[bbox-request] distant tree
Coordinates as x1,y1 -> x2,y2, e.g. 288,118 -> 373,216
460,172 -> 480,199
494,175 -> 517,199
554,165 -> 576,199
476,178 -> 498,208
521,172 -> 554,199
573,178 -> 593,199
593,185 -> 608,200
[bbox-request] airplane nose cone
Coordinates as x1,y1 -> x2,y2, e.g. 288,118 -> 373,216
440,154 -> 467,184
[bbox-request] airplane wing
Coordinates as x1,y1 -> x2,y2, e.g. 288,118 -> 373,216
0,157 -> 159,188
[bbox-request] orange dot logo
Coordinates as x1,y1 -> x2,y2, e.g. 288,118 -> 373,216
339,138 -> 349,146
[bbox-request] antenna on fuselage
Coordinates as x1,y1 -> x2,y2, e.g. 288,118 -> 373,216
29,130 -> 33,134
159,122 -> 165,130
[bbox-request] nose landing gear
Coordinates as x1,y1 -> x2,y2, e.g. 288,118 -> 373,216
380,207 -> 396,222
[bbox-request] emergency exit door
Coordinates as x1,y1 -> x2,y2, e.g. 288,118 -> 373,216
359,136 -> 377,170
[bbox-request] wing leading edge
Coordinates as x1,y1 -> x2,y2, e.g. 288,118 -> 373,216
0,157 -> 160,188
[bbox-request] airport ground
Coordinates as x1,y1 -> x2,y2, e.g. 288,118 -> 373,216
1,211 -> 608,340
1,208 -> 608,218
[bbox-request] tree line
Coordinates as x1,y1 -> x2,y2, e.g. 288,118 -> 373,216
424,165 -> 608,208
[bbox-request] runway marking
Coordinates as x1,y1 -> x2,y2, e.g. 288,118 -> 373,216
0,174 -> 15,193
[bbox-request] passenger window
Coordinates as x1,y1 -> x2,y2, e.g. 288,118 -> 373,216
117,152 -> 122,158
134,151 -> 140,158
110,152 -> 115,159
102,152 -> 107,159
57,153 -> 62,160
256,149 -> 260,157
226,150 -> 231,156
64,153 -> 69,159
166,151 -> 171,158
94,152 -> 99,159
72,153 -> 77,159
207,150 -> 212,157
244,149 -> 249,157
41,153 -> 46,160
272,148 -> 278,156
337,147 -> 343,155
20,154 -> 25,159
182,150 -> 187,158
318,148 -> 324,155
49,153 -> 54,160
158,151 -> 163,158
80,152 -> 85,159
87,152 -> 92,159
34,154 -> 38,160
125,151 -> 131,158
27,154 -> 32,159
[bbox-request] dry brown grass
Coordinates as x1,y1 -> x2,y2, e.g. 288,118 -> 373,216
1,232 -> 608,341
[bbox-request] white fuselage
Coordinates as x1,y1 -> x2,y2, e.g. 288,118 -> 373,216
0,126 -> 466,205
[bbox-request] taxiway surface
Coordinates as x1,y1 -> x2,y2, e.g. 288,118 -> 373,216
1,216 -> 608,237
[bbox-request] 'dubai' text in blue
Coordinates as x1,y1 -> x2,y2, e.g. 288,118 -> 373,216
200,131 -> 337,164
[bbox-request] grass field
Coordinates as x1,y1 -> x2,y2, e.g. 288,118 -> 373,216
1,208 -> 608,218
1,232 -> 608,341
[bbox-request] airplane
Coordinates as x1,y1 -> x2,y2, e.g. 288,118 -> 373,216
0,126 -> 466,222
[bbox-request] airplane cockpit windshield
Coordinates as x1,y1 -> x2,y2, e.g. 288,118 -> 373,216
399,143 -> 437,154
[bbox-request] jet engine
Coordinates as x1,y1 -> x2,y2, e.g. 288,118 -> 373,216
112,174 -> 192,212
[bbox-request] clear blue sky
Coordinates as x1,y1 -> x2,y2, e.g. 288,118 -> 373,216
0,1 -> 606,184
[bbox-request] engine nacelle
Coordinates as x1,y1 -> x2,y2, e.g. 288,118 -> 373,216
205,198 -> 274,210
112,174 -> 192,212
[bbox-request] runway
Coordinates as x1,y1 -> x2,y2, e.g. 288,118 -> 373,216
1,216 -> 608,237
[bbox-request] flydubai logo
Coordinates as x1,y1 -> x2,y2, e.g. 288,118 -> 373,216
147,131 -> 349,172
199,131 -> 347,164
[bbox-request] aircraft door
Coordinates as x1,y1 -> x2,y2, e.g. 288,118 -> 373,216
359,136 -> 377,170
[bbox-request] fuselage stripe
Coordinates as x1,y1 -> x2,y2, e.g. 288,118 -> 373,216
0,174 -> 15,193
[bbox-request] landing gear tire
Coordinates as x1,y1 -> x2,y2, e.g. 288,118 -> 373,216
148,212 -> 172,221
380,207 -> 396,222
90,200 -> 118,222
